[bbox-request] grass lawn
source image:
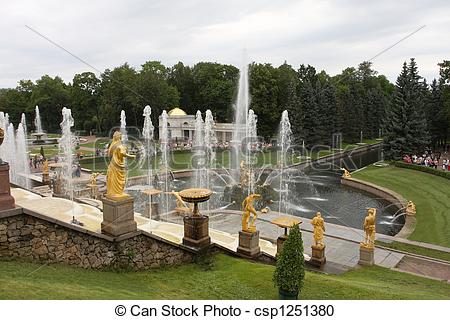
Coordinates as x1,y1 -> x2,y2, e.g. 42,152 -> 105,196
353,165 -> 450,247
0,254 -> 448,300
375,241 -> 450,262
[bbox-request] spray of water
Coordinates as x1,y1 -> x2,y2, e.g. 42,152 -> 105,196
34,105 -> 43,133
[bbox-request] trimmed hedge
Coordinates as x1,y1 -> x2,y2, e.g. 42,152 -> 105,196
394,161 -> 450,180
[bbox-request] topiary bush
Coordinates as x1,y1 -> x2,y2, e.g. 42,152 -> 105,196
273,223 -> 305,295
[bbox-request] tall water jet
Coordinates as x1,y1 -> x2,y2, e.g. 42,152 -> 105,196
142,105 -> 155,188
231,54 -> 250,179
204,109 -> 217,190
160,110 -> 170,216
246,109 -> 258,195
15,123 -> 31,189
59,107 -> 80,224
34,106 -> 43,133
278,110 -> 292,213
193,110 -> 204,188
20,113 -> 27,138
4,124 -> 17,185
120,110 -> 128,143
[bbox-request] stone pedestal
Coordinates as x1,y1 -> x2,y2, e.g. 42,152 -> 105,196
42,172 -> 50,185
237,230 -> 260,258
182,215 -> 211,249
310,245 -> 326,266
358,245 -> 374,266
276,234 -> 288,257
101,196 -> 137,237
144,202 -> 159,219
0,163 -> 15,211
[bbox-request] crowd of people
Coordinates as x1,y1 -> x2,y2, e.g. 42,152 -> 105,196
403,149 -> 450,171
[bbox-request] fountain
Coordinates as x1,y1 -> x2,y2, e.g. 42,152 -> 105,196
193,110 -> 204,188
278,110 -> 292,214
204,109 -> 217,191
32,106 -> 46,143
231,54 -> 250,180
142,105 -> 155,187
120,110 -> 128,143
159,110 -> 171,216
179,188 -> 212,249
34,106 -> 43,133
20,113 -> 27,138
15,123 -> 31,189
4,124 -> 17,185
59,107 -> 82,225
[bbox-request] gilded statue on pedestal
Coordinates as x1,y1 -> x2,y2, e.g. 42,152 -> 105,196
361,208 -> 376,249
42,159 -> 49,174
106,131 -> 135,200
241,193 -> 261,233
406,200 -> 416,215
311,212 -> 325,248
341,168 -> 351,179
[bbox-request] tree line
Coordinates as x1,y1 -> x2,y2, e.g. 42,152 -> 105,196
0,59 -> 448,159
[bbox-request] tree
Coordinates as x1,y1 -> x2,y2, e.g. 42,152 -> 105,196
249,63 -> 280,140
29,75 -> 70,132
191,62 -> 238,123
99,64 -> 139,134
70,72 -> 101,133
383,59 -> 429,159
273,223 -> 305,297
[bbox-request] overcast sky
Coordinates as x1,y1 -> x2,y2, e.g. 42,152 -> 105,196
1,0 -> 449,88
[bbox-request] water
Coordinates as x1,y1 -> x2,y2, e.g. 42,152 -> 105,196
246,109 -> 258,195
35,105 -> 43,133
20,113 -> 27,137
59,107 -> 78,223
278,110 -> 292,214
193,110 -> 204,188
4,124 -> 17,184
15,123 -> 31,189
231,53 -> 250,179
120,110 -> 128,143
142,105 -> 155,188
159,110 -> 171,216
204,109 -> 217,191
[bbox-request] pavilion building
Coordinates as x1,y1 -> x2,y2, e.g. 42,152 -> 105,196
158,107 -> 234,143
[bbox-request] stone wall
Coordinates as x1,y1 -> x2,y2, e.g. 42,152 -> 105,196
341,177 -> 416,239
0,209 -> 194,270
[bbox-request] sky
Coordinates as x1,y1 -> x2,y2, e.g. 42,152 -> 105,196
0,0 -> 449,88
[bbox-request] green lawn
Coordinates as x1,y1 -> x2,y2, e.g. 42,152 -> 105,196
353,165 -> 450,247
375,241 -> 450,262
0,254 -> 448,300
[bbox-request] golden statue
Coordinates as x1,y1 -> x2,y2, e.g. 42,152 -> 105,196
105,131 -> 135,200
42,159 -> 49,174
361,208 -> 376,249
341,168 -> 351,179
241,193 -> 261,233
88,172 -> 100,186
311,212 -> 325,248
406,201 -> 416,215
168,190 -> 191,213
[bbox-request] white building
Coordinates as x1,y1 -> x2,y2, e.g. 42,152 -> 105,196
158,108 -> 234,143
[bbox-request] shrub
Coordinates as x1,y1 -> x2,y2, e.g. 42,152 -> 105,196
273,223 -> 305,293
394,161 -> 450,180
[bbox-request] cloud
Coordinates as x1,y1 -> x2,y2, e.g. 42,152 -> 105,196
0,0 -> 449,87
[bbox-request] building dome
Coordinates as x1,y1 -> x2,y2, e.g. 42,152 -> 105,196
168,107 -> 187,116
